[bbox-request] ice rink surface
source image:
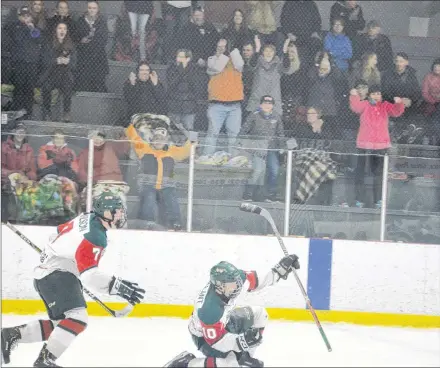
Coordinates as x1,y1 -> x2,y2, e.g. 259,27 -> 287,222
2,314 -> 439,367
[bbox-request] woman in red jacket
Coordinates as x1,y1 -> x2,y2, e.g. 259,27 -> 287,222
349,84 -> 405,208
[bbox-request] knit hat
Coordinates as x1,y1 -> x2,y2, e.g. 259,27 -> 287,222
369,84 -> 381,94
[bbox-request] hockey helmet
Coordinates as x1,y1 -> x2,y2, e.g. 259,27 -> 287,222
93,191 -> 127,229
210,261 -> 243,299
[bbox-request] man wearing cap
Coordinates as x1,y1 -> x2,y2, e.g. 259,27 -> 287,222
3,6 -> 43,117
239,95 -> 285,202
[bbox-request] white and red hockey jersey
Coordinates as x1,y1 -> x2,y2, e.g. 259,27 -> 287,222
34,212 -> 113,293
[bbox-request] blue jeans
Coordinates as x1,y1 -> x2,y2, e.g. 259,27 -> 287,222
249,151 -> 280,194
139,185 -> 182,226
203,103 -> 242,156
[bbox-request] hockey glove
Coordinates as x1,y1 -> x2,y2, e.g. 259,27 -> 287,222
272,254 -> 300,280
109,276 -> 145,305
237,328 -> 263,352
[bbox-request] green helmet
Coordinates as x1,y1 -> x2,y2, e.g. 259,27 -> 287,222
210,261 -> 243,299
93,191 -> 127,228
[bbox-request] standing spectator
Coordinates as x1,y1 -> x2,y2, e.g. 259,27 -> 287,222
349,52 -> 381,88
349,85 -> 405,208
123,61 -> 167,121
40,22 -> 76,122
422,58 -> 440,140
220,9 -> 254,52
202,39 -> 245,156
29,0 -> 48,32
241,41 -> 256,111
247,1 -> 277,49
167,49 -> 201,132
382,52 -> 421,116
176,7 -> 219,68
3,6 -> 43,118
240,95 -> 285,202
246,36 -> 291,117
280,0 -> 322,67
353,20 -> 393,72
46,0 -> 75,41
324,17 -> 353,73
75,1 -> 108,92
37,129 -> 78,181
126,120 -> 192,230
330,1 -> 365,40
162,0 -> 196,63
123,0 -> 153,61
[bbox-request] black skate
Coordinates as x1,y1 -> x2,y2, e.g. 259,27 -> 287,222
34,344 -> 60,367
163,351 -> 196,367
238,351 -> 264,367
1,327 -> 21,364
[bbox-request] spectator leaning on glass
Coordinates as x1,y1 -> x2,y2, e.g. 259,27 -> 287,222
75,0 -> 109,92
124,61 -> 167,122
46,0 -> 75,41
40,22 -> 76,122
202,38 -> 245,156
167,49 -> 202,132
240,95 -> 285,203
324,17 -> 353,73
126,120 -> 193,231
349,85 -> 405,209
3,6 -> 43,118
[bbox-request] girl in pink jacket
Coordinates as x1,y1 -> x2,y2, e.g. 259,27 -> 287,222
349,84 -> 405,208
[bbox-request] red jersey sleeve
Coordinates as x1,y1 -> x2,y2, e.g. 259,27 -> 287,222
200,321 -> 228,346
245,271 -> 259,292
75,239 -> 105,274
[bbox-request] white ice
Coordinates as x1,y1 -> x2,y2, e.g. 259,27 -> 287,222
2,314 -> 439,367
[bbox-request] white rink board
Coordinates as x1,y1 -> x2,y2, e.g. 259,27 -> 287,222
330,240 -> 440,315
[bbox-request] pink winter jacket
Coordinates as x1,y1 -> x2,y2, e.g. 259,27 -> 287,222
350,95 -> 405,150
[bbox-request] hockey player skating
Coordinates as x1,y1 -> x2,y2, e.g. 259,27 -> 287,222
1,192 -> 146,367
165,255 -> 300,367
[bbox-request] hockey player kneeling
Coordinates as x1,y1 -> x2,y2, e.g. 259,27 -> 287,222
1,192 -> 146,367
165,255 -> 300,367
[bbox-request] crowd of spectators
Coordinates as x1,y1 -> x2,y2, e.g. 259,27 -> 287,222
1,0 -> 439,227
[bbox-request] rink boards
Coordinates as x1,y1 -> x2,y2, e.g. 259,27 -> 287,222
1,225 -> 439,328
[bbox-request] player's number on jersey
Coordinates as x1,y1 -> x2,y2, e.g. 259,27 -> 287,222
202,327 -> 217,340
92,247 -> 102,261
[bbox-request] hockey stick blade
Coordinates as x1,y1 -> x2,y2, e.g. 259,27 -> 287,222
239,202 -> 262,214
5,222 -> 134,318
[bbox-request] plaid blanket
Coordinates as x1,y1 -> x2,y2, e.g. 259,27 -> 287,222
292,149 -> 338,203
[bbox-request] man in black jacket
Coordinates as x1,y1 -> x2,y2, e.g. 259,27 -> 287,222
330,1 -> 365,40
3,6 -> 43,118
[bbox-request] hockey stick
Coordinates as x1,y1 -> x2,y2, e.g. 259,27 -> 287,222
4,222 -> 134,318
239,203 -> 333,352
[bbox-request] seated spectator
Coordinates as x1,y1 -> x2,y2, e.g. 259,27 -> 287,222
176,7 -> 219,68
124,61 -> 167,122
324,17 -> 353,73
202,39 -> 245,156
1,123 -> 36,221
77,129 -> 130,217
246,36 -> 291,117
349,85 -> 405,208
330,1 -> 365,40
280,0 -> 322,67
3,6 -> 43,118
240,95 -> 285,202
75,1 -> 108,92
40,22 -> 76,122
29,0 -> 48,32
241,41 -> 256,111
247,1 -> 277,49
221,9 -> 254,52
306,52 -> 347,131
422,58 -> 440,133
126,118 -> 192,230
353,20 -> 393,72
281,41 -> 306,125
349,52 -> 381,88
46,0 -> 75,40
123,0 -> 153,61
37,129 -> 78,181
382,52 -> 422,117
167,49 -> 202,132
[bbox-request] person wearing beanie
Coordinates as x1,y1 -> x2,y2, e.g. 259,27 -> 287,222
349,85 -> 405,209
